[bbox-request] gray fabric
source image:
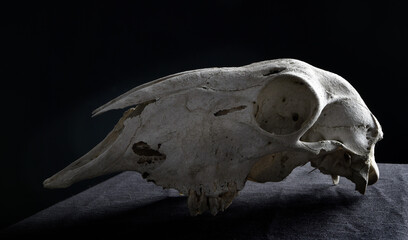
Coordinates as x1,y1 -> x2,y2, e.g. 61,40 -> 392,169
4,163 -> 408,239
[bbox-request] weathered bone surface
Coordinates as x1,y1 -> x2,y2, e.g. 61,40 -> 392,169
43,59 -> 383,216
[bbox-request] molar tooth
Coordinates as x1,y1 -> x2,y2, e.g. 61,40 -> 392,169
209,197 -> 220,216
187,190 -> 199,216
219,190 -> 237,212
198,191 -> 209,214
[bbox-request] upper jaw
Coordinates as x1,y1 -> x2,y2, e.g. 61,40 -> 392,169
302,140 -> 377,194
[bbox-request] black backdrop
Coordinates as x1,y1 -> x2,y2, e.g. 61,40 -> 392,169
1,1 -> 407,229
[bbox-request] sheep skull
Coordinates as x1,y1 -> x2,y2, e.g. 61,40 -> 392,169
43,59 -> 383,216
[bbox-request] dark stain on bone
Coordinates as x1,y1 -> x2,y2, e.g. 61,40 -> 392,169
343,152 -> 352,166
133,141 -> 164,156
344,152 -> 352,161
133,141 -> 166,164
292,113 -> 299,121
214,105 -> 247,116
293,81 -> 305,85
263,67 -> 286,76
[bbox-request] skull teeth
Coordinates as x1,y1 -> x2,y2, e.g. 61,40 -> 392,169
187,186 -> 238,216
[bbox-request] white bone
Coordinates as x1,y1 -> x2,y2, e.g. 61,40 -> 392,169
44,59 -> 383,215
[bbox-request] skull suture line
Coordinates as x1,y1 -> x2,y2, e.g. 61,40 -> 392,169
43,59 -> 383,216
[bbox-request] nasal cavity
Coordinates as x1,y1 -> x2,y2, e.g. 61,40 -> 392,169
254,76 -> 317,135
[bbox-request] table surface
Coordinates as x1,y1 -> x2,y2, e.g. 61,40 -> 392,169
3,163 -> 408,239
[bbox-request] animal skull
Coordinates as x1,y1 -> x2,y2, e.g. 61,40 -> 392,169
43,59 -> 383,216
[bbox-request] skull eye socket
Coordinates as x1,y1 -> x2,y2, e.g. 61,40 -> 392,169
254,75 -> 318,135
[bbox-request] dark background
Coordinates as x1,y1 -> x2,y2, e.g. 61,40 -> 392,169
1,1 -> 407,229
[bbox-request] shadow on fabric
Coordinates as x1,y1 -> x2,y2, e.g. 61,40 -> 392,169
6,189 -> 361,240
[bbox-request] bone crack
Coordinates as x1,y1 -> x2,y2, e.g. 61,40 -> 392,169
203,84 -> 262,92
128,99 -> 157,118
214,105 -> 247,117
